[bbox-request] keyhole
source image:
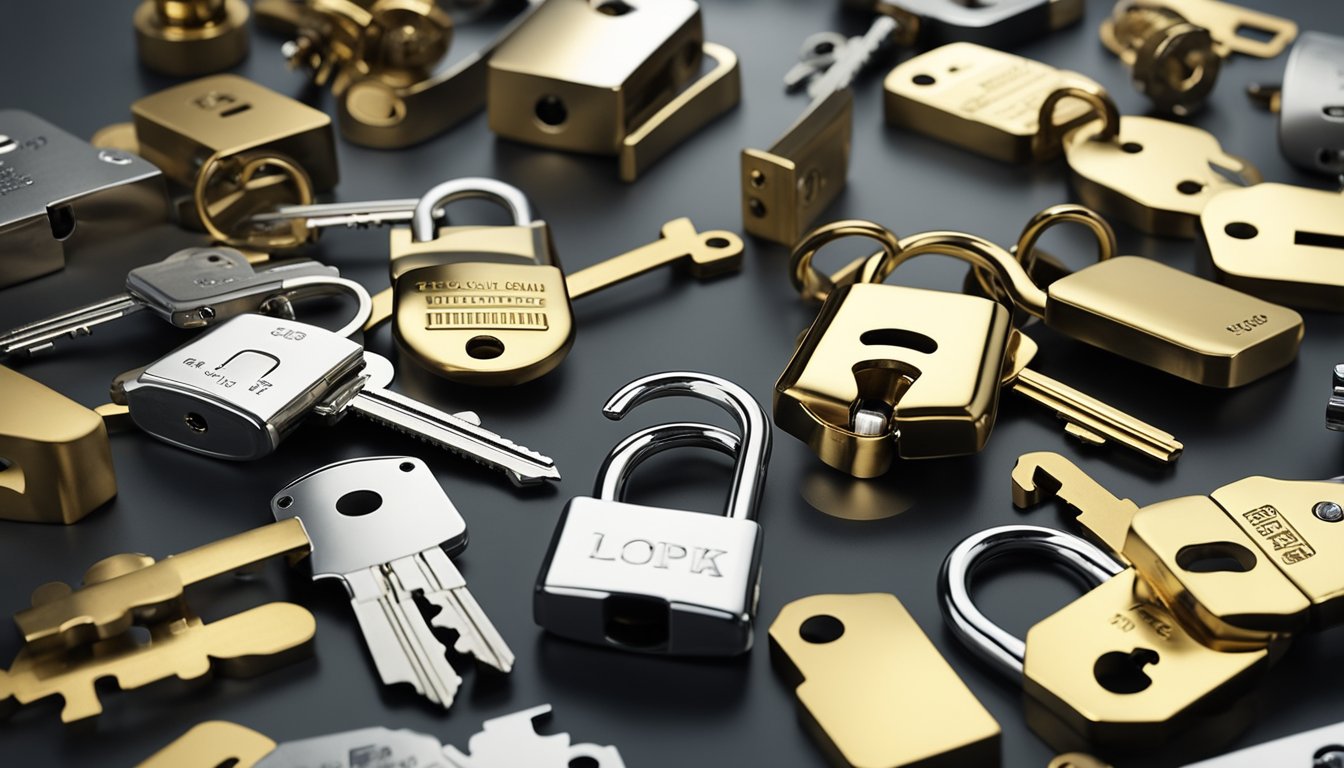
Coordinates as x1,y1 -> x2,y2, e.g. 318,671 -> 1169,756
1093,648 -> 1159,694
0,456 -> 23,495
535,95 -> 568,129
1175,542 -> 1257,573
1295,230 -> 1344,250
569,759 -> 600,768
1314,745 -> 1344,768
604,594 -> 668,648
48,204 -> 75,241
593,0 -> 634,15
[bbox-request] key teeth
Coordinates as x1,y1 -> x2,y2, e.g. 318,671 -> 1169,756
1010,451 -> 1068,510
349,407 -> 559,484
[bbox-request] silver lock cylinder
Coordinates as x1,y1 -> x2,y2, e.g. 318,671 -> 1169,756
534,371 -> 771,657
1276,32 -> 1344,176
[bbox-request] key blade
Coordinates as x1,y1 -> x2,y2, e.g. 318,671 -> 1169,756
346,388 -> 560,485
346,568 -> 463,708
0,295 -> 144,357
410,549 -> 515,673
256,727 -> 447,768
1010,451 -> 1141,559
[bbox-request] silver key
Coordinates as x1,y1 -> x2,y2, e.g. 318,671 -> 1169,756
244,197 -> 451,235
0,246 -> 354,358
271,456 -> 514,709
784,15 -> 900,99
254,704 -> 626,768
122,313 -> 560,485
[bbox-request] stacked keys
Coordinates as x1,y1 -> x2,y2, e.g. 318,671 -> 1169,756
271,456 -> 514,708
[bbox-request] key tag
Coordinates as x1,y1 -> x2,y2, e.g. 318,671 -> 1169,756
940,525 -> 1271,757
535,372 -> 770,656
1200,182 -> 1344,311
0,520 -> 315,722
769,593 -> 1002,767
0,366 -> 117,524
776,221 -> 1015,477
1058,92 -> 1262,237
487,0 -> 741,182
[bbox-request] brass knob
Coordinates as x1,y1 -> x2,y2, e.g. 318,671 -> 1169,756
1100,2 -> 1221,116
134,0 -> 250,77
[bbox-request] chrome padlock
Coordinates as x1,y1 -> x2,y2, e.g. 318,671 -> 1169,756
774,221 -> 1012,478
941,525 -> 1272,757
389,179 -> 571,386
534,372 -> 770,656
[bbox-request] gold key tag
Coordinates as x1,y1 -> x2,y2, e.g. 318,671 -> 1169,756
1148,0 -> 1298,59
776,222 -> 1013,477
1062,108 -> 1260,237
884,43 -> 1109,163
138,721 -> 277,768
1200,183 -> 1344,311
769,593 -> 1001,767
125,74 -> 339,192
0,367 -> 117,525
486,0 -> 741,182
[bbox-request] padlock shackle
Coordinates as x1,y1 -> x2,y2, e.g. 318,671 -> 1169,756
411,178 -> 533,242
593,421 -> 741,504
602,371 -> 771,522
969,203 -> 1118,301
861,230 -> 1050,317
939,525 -> 1122,678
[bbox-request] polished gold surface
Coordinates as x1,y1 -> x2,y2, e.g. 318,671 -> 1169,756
564,217 -> 743,299
1011,450 -> 1141,558
1098,3 -> 1221,116
1024,569 -> 1269,752
130,74 -> 339,191
1200,183 -> 1344,311
1048,754 -> 1112,768
1148,0 -> 1297,58
741,86 -> 852,246
195,151 -> 317,249
138,721 -> 277,768
487,0 -> 741,181
769,593 -> 1001,767
134,0 -> 250,76
1063,116 -> 1260,237
0,366 -> 116,525
883,43 -> 1105,163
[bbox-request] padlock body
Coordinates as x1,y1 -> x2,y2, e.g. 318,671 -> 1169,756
535,496 -> 762,656
884,43 -> 1100,163
874,0 -> 1081,47
487,0 -> 703,154
1279,32 -> 1344,176
389,223 -> 574,385
132,75 -> 338,190
1023,569 -> 1269,753
0,366 -> 117,524
123,314 -> 364,460
0,110 -> 168,290
1045,257 -> 1302,388
774,283 -> 1011,477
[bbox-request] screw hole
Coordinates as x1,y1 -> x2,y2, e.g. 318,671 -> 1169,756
336,489 -> 383,517
593,0 -> 634,15
706,236 -> 730,248
749,169 -> 765,189
748,198 -> 767,218
276,495 -> 293,509
466,335 -> 505,360
1121,141 -> 1144,153
399,461 -> 415,473
1314,501 -> 1344,523
799,614 -> 844,644
184,412 -> 208,433
535,95 -> 568,128
1224,222 -> 1258,240
1176,180 -> 1204,195
912,74 -> 935,86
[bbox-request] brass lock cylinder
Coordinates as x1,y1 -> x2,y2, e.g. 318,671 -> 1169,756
135,0 -> 251,77
1100,1 -> 1221,116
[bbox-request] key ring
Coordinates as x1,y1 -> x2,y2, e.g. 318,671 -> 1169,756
1035,84 -> 1121,155
195,149 -> 316,250
971,203 -> 1118,301
789,220 -> 903,302
260,275 -> 373,339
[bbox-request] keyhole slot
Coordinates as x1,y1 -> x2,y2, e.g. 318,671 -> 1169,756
1093,648 -> 1159,694
860,328 -> 939,354
219,102 -> 252,118
592,0 -> 634,15
47,204 -> 76,241
1232,23 -> 1276,44
1175,542 -> 1257,573
535,95 -> 568,130
603,594 -> 668,649
1295,230 -> 1344,250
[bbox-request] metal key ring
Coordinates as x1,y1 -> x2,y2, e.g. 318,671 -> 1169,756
1035,84 -> 1121,153
971,203 -> 1118,300
261,275 -> 373,338
195,150 -> 316,249
789,219 -> 903,302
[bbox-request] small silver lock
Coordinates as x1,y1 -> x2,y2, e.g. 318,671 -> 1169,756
1250,32 -> 1344,176
534,371 -> 771,656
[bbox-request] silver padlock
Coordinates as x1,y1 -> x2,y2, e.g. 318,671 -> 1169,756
0,110 -> 168,289
534,371 -> 771,656
1251,32 -> 1344,176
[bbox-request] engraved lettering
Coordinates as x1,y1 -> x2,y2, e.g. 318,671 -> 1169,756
583,534 -> 726,577
1241,505 -> 1316,565
620,539 -> 654,566
1110,613 -> 1136,632
424,310 -> 548,331
587,532 -> 616,561
655,543 -> 688,569
1126,602 -> 1173,640
270,327 -> 307,341
690,548 -> 725,577
1226,314 -> 1269,336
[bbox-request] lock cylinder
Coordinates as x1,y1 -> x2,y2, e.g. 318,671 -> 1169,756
134,0 -> 251,77
1100,1 -> 1221,116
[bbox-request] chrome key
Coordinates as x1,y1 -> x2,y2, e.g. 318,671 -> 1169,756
784,15 -> 900,98
272,456 -> 514,709
244,198 -> 451,236
0,246 -> 354,358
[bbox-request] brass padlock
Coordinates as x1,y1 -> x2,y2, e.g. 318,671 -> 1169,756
134,0 -> 251,77
884,43 -> 1110,163
1014,451 -> 1344,652
0,367 -> 117,525
941,524 -> 1271,756
487,0 -> 741,182
1061,99 -> 1261,237
1199,183 -> 1344,312
105,75 -> 339,193
774,221 -> 1013,477
1099,1 -> 1222,117
769,593 -> 1001,767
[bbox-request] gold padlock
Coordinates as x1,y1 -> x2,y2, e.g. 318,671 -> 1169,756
942,525 -> 1271,757
1060,97 -> 1260,237
883,43 -> 1110,163
487,0 -> 741,182
769,593 -> 1002,767
134,0 -> 251,77
775,221 -> 1013,477
1199,183 -> 1344,311
0,367 -> 117,525
1099,1 -> 1222,116
1014,451 -> 1344,652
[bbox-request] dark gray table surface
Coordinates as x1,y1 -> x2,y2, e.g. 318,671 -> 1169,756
3,1 -> 1344,765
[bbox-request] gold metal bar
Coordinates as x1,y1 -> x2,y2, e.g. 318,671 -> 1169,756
1012,367 -> 1183,464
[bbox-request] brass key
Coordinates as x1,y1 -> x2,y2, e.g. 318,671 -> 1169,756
1004,333 -> 1183,464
